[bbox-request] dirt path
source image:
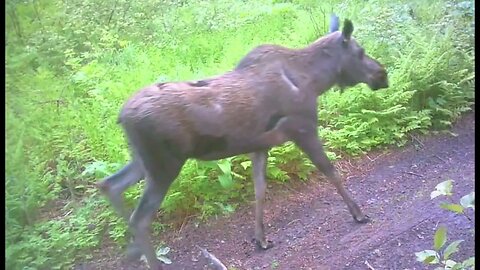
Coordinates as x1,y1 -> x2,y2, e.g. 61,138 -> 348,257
86,112 -> 475,270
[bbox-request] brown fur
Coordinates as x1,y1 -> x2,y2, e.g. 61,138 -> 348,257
119,67 -> 308,160
98,18 -> 389,270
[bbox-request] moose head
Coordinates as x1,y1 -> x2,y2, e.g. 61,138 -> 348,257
328,14 -> 389,91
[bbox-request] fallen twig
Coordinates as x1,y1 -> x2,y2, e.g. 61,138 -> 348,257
280,182 -> 306,196
433,154 -> 447,163
286,218 -> 301,227
365,260 -> 376,270
405,171 -> 424,178
197,246 -> 227,270
410,134 -> 425,149
369,153 -> 386,163
177,214 -> 197,235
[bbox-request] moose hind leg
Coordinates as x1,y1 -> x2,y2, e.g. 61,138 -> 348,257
128,154 -> 184,270
251,151 -> 273,250
128,181 -> 167,269
293,131 -> 369,223
129,178 -> 170,270
123,125 -> 185,269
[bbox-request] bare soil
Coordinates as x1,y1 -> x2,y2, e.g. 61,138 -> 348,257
81,112 -> 475,270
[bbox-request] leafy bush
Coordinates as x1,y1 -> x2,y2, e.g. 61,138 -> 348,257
6,198 -> 115,270
415,180 -> 475,269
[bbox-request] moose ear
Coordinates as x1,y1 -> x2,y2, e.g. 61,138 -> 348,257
342,19 -> 354,41
329,14 -> 340,33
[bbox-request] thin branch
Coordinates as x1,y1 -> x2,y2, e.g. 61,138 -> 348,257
462,212 -> 473,222
107,0 -> 119,26
365,260 -> 376,270
33,0 -> 45,31
7,9 -> 23,39
367,153 -> 386,163
410,134 -> 425,149
286,218 -> 301,227
405,171 -> 425,177
177,214 -> 197,235
197,246 -> 227,270
433,155 -> 447,163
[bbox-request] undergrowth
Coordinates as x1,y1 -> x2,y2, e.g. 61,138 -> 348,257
6,0 -> 474,268
415,180 -> 475,269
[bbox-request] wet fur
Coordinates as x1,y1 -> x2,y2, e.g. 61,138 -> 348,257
98,17 -> 389,270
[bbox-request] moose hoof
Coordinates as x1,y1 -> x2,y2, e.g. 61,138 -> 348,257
126,243 -> 143,261
254,239 -> 274,250
354,214 -> 370,224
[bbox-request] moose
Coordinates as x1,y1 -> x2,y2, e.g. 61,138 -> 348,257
97,15 -> 389,269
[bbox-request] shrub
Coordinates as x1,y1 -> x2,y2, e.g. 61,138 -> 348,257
415,180 -> 475,269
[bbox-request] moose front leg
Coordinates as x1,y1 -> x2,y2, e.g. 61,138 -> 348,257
248,116 -> 311,250
251,151 -> 273,250
292,123 -> 369,223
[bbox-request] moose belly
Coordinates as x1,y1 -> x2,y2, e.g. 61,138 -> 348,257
191,131 -> 281,161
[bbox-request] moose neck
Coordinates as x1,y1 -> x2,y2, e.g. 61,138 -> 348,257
294,32 -> 342,96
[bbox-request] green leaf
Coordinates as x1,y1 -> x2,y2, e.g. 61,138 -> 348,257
462,257 -> 475,268
326,151 -> 339,161
199,160 -> 218,168
430,190 -> 444,199
431,180 -> 454,199
214,202 -> 236,214
445,259 -> 458,267
240,161 -> 251,170
440,203 -> 464,214
156,246 -> 170,256
231,171 -> 246,180
434,226 -> 447,251
450,264 -> 464,270
218,174 -> 233,189
415,250 -> 439,264
444,240 -> 463,260
217,159 -> 231,175
424,255 -> 438,264
158,255 -> 172,265
223,204 -> 235,213
460,192 -> 475,210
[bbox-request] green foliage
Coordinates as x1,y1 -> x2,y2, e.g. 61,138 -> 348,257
431,180 -> 455,198
415,180 -> 475,269
271,259 -> 280,269
6,198 -> 114,269
6,0 -> 474,268
317,0 -> 474,154
142,246 -> 172,265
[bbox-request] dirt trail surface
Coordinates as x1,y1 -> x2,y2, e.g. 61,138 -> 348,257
85,112 -> 475,270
